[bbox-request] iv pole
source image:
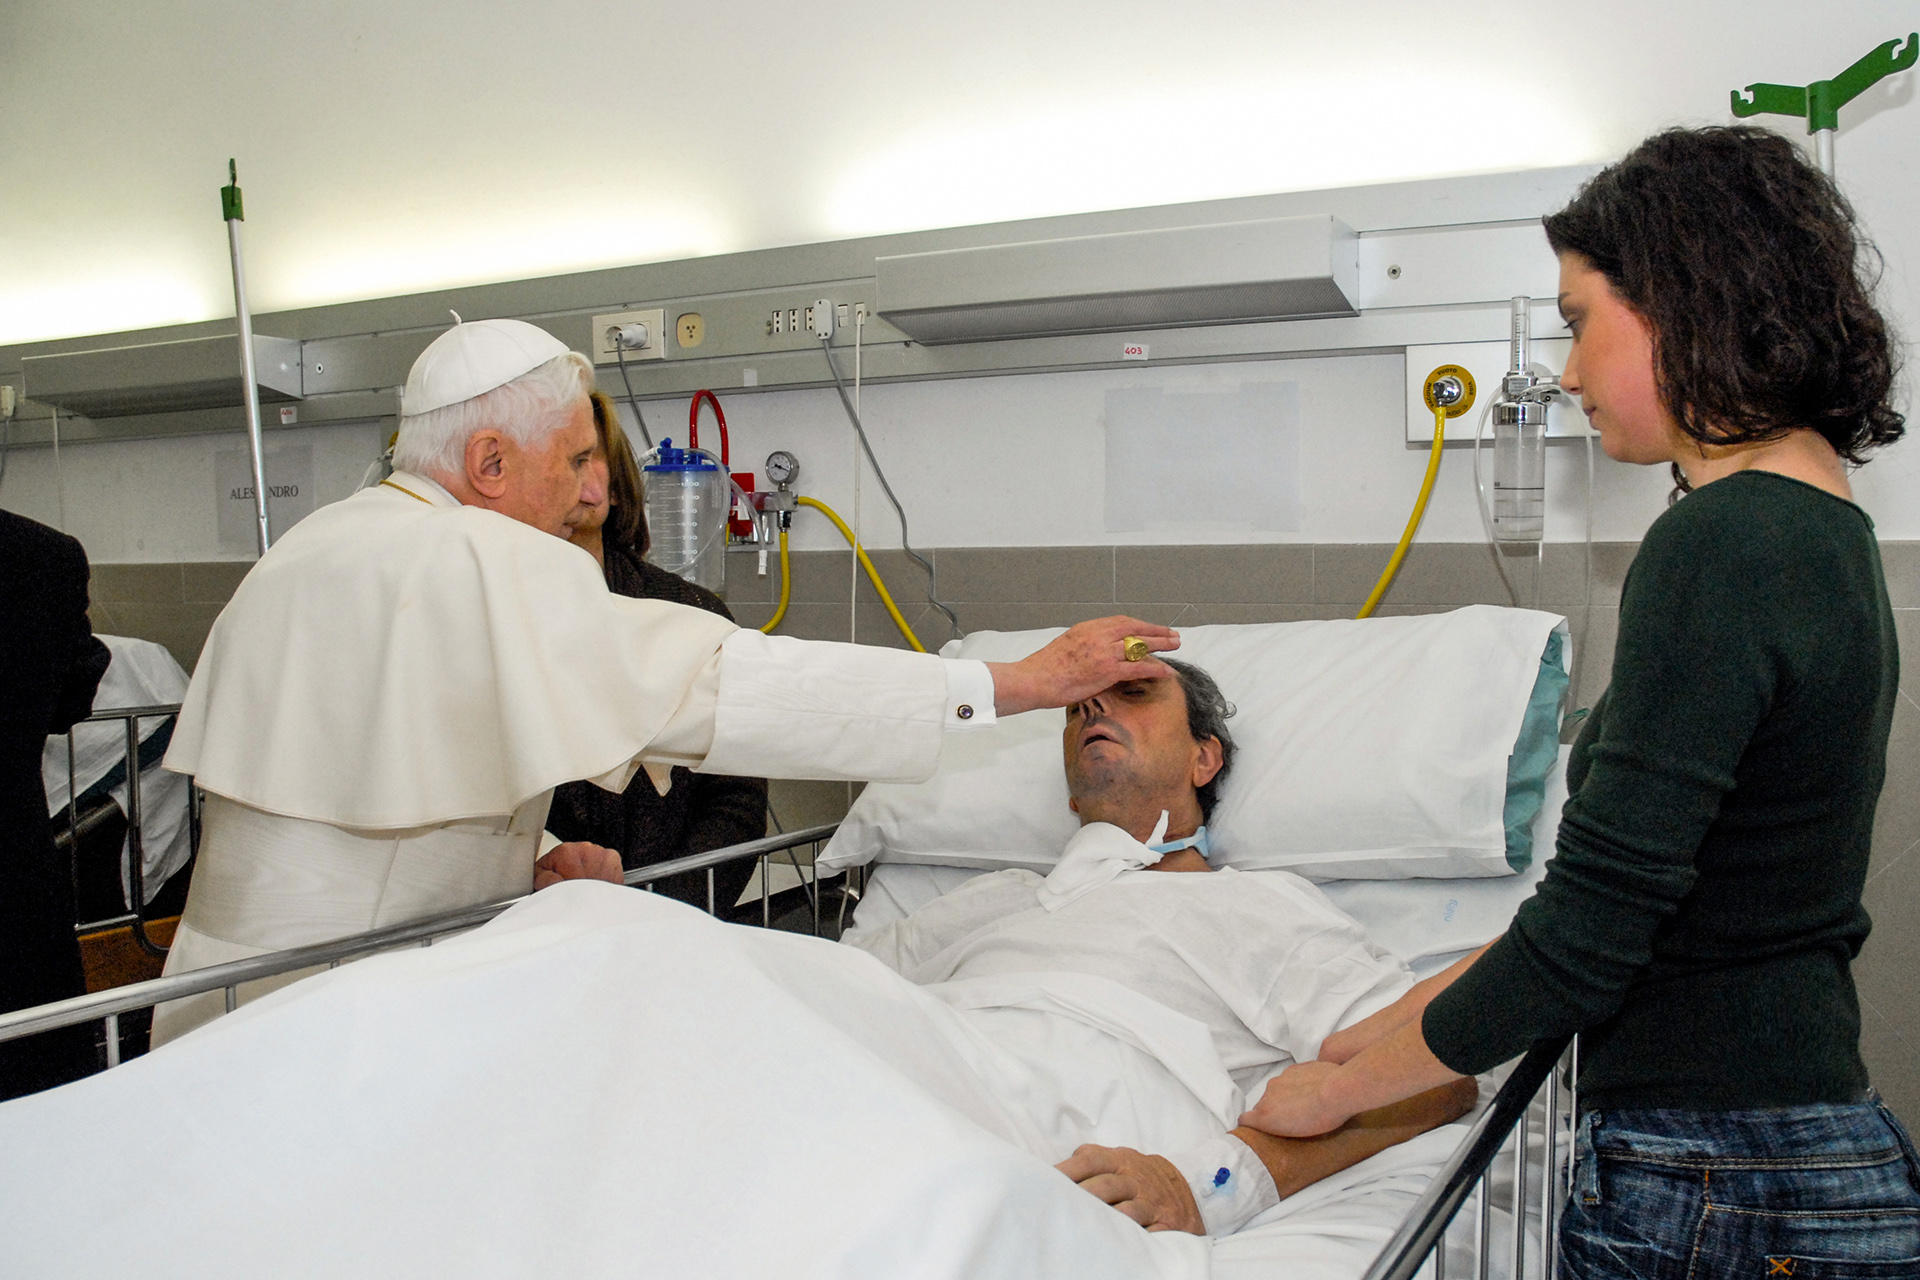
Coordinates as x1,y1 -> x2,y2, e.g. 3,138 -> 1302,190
1731,34 -> 1917,177
221,159 -> 273,555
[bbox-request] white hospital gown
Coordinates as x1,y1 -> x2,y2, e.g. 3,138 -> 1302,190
847,866 -> 1414,1092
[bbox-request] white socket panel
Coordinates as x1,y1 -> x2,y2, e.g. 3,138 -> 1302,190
591,308 -> 667,364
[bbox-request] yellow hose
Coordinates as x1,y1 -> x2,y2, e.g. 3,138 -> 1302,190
757,527 -> 791,634
1357,402 -> 1448,619
786,495 -> 927,652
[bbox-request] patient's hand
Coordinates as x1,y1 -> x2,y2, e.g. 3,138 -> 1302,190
1056,1144 -> 1203,1234
534,842 -> 624,890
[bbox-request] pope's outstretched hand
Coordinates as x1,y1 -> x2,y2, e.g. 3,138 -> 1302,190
534,841 -> 624,890
987,616 -> 1180,716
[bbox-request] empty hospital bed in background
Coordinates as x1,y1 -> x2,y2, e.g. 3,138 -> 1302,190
0,607 -> 1581,1280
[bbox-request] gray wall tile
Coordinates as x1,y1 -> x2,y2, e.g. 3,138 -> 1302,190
1173,604 -> 1341,626
88,563 -> 184,605
1314,543 -> 1513,607
1567,607 -> 1619,718
1859,998 -> 1917,1128
98,603 -> 221,672
950,602 -> 1126,635
1871,690 -> 1920,880
1115,545 -> 1312,605
86,601 -> 122,638
1881,542 -> 1919,609
940,546 -> 1113,603
180,561 -> 252,603
721,547 -> 781,604
1855,842 -> 1920,1120
1896,609 -> 1917,703
1535,543 -> 1638,607
782,549 -> 862,603
767,779 -> 860,834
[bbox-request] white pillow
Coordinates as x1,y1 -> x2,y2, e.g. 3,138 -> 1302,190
820,605 -> 1567,880
842,746 -> 1571,970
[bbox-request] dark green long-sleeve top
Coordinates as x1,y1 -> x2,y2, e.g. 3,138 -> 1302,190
1424,471 -> 1898,1111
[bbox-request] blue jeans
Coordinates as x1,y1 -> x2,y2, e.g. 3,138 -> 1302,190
1560,1094 -> 1920,1278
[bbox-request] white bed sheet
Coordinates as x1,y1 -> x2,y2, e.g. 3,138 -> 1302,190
40,634 -> 194,905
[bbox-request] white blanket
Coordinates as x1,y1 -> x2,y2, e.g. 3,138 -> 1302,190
0,884 -> 1479,1279
0,884 -> 1214,1279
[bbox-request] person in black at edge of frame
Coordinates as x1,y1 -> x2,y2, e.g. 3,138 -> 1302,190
548,393 -> 770,915
1,510 -> 111,1099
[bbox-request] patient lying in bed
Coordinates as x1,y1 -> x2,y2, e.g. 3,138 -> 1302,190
846,659 -> 1476,1236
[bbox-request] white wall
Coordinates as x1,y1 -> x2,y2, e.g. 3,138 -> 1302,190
1,2 -> 1914,342
10,345 -> 1916,564
3,1 -> 1917,556
0,422 -> 382,562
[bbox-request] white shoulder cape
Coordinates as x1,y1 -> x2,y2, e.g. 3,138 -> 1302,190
165,477 -> 737,829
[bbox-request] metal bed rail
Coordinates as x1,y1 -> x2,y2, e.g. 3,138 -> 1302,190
0,821 -> 846,1065
59,701 -> 190,956
1364,1034 -> 1578,1280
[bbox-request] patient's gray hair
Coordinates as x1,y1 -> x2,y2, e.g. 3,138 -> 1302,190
391,351 -> 595,479
1161,657 -> 1237,820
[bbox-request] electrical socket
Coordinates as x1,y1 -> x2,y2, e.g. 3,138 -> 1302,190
807,297 -> 835,341
591,308 -> 666,364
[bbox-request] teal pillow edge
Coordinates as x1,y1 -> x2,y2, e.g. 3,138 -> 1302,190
1503,629 -> 1569,870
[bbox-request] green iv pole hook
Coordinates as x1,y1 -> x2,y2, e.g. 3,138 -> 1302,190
221,159 -> 273,555
1731,33 -> 1918,177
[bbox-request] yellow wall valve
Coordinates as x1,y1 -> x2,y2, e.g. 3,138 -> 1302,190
1357,365 -> 1476,619
1423,364 -> 1476,419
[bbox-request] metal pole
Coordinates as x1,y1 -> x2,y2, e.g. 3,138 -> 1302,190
1814,129 -> 1835,178
222,160 -> 271,557
1543,1066 -> 1560,1279
1512,1112 -> 1529,1280
1474,1177 -> 1490,1280
65,732 -> 80,901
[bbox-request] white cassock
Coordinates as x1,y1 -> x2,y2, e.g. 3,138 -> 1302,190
154,471 -> 996,1042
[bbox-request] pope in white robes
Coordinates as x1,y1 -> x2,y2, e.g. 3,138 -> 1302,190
154,317 -> 1175,1042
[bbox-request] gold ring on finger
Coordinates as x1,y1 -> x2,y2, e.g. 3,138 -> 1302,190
1122,636 -> 1150,662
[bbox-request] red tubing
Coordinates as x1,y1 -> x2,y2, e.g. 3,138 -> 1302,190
689,389 -> 729,467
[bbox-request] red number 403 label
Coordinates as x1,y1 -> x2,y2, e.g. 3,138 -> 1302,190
1121,343 -> 1149,361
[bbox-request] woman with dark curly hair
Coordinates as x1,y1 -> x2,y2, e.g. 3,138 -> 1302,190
1241,127 -> 1918,1276
548,393 -> 770,914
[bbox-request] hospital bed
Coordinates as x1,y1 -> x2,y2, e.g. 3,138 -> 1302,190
0,607 -> 1579,1279
0,827 -> 1574,1280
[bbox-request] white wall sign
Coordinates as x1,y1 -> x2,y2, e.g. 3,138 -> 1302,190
1103,382 -> 1301,533
216,445 -> 316,553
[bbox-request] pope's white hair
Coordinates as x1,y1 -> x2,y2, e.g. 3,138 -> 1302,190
392,351 -> 595,479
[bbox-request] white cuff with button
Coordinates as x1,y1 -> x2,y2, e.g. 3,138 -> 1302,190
1168,1133 -> 1280,1237
941,659 -> 998,730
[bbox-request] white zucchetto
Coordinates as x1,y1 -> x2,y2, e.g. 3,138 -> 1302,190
401,315 -> 571,415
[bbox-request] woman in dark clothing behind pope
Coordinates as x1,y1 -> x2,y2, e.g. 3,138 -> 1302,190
0,511 -> 111,1099
549,393 -> 769,914
1236,127 -> 1918,1278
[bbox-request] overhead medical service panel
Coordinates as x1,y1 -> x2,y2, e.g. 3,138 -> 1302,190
875,215 -> 1359,344
22,333 -> 302,419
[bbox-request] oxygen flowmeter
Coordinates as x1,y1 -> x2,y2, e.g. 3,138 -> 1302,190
1490,297 -> 1564,544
